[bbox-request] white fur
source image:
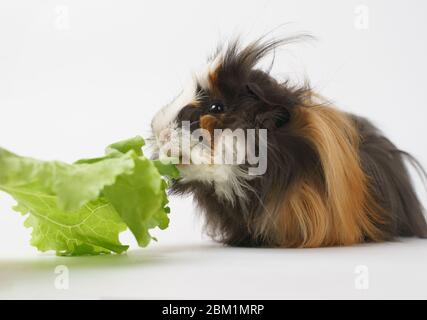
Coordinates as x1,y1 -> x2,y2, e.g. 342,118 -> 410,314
151,54 -> 252,204
151,50 -> 223,141
195,51 -> 223,91
178,164 -> 251,205
151,78 -> 197,140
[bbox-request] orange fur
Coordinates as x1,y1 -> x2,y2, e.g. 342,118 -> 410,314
274,103 -> 387,247
199,114 -> 219,137
209,71 -> 218,88
281,179 -> 331,247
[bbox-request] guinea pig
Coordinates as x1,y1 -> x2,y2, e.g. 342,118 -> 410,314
151,36 -> 427,248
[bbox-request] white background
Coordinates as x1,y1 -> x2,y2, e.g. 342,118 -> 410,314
1,0 -> 427,299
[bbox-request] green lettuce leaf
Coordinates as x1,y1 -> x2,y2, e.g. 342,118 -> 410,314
103,156 -> 169,247
15,196 -> 128,256
0,136 -> 178,256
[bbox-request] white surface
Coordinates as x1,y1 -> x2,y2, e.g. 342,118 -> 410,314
1,0 -> 427,299
2,239 -> 427,299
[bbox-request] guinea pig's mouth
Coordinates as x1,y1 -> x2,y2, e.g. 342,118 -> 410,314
151,123 -> 209,161
151,121 -> 268,176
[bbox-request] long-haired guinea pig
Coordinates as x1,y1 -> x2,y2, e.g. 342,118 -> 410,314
151,36 -> 427,248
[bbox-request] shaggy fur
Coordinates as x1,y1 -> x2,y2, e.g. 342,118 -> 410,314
153,36 -> 427,247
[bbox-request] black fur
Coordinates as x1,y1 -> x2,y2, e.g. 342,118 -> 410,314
169,36 -> 427,247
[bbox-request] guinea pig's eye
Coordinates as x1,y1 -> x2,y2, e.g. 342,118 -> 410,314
209,102 -> 225,113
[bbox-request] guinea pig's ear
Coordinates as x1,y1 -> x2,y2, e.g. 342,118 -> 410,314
255,107 -> 291,130
246,82 -> 273,105
247,83 -> 291,129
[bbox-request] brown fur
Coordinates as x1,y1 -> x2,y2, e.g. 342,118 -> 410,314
170,36 -> 427,248
273,104 -> 387,247
199,114 -> 220,137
